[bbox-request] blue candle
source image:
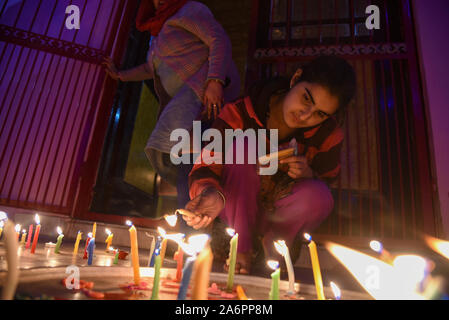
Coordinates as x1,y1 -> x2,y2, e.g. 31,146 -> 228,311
87,238 -> 95,266
149,236 -> 162,267
177,256 -> 196,300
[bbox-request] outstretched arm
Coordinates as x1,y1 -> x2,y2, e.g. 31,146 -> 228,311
102,57 -> 153,82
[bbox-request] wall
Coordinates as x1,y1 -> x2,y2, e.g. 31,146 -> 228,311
412,0 -> 449,237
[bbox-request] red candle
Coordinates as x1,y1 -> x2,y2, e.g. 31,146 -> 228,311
26,224 -> 33,249
174,246 -> 184,282
83,233 -> 92,259
30,214 -> 41,254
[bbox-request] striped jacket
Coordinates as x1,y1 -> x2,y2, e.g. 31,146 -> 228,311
188,78 -> 344,200
145,1 -> 240,102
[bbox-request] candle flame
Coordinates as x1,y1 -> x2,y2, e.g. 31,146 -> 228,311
125,220 -> 132,226
304,233 -> 312,241
165,233 -> 185,243
0,221 -> 4,228
57,226 -> 63,235
15,224 -> 21,232
34,214 -> 40,225
424,235 -> 449,260
0,211 -> 7,220
87,232 -> 93,238
226,228 -> 236,237
267,260 -> 279,270
273,240 -> 288,256
180,234 -> 209,256
392,255 -> 427,291
325,242 -> 425,300
369,240 -> 383,253
105,228 -> 111,236
164,214 -> 178,227
330,282 -> 341,299
22,229 -> 26,234
157,226 -> 166,237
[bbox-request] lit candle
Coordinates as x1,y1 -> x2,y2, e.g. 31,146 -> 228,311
15,224 -> 21,241
178,256 -> 196,300
20,229 -> 27,246
0,220 -> 3,239
127,220 -> 140,285
370,240 -> 393,264
267,260 -> 280,300
83,232 -> 92,259
191,243 -> 213,300
54,226 -> 64,254
73,231 -> 82,256
174,245 -> 184,282
150,248 -> 162,300
330,281 -> 341,300
0,212 -> 19,300
150,235 -> 162,267
226,228 -> 238,292
147,233 -> 156,267
25,224 -> 33,249
87,237 -> 95,266
164,214 -> 178,227
105,228 -> 113,251
92,222 -> 97,239
304,233 -> 325,300
30,214 -> 41,254
274,240 -> 296,294
113,247 -> 119,265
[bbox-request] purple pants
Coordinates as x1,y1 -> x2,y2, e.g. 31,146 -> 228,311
218,142 -> 334,254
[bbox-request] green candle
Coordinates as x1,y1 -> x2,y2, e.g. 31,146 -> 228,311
151,251 -> 161,300
54,227 -> 64,254
226,229 -> 238,292
268,260 -> 280,300
113,249 -> 119,265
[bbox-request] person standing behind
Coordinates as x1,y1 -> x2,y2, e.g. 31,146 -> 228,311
103,0 -> 241,214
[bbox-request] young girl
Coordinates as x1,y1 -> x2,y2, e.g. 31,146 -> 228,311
183,56 -> 356,274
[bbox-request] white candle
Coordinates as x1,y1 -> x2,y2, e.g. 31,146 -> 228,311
274,240 -> 296,294
0,212 -> 19,300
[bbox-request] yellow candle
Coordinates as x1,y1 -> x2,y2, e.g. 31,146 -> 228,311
127,221 -> 140,285
105,229 -> 113,251
73,231 -> 82,255
304,233 -> 325,300
160,238 -> 167,266
92,222 -> 97,239
236,285 -> 248,300
191,244 -> 213,300
20,230 -> 27,245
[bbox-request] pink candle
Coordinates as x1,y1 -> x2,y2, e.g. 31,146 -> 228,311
25,224 -> 33,249
30,214 -> 41,254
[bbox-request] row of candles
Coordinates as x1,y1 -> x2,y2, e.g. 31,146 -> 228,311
1,209 -> 449,300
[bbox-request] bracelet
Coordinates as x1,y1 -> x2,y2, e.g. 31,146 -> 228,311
206,78 -> 225,87
202,186 -> 226,207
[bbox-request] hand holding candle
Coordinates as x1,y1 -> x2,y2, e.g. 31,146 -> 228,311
54,226 -> 64,254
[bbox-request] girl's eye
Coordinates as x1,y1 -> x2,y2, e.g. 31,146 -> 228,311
303,93 -> 309,102
316,111 -> 327,118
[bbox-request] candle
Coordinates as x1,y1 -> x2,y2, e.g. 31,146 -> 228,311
174,245 -> 184,282
54,226 -> 64,254
330,281 -> 341,300
236,285 -> 249,300
83,232 -> 92,259
113,248 -> 119,264
304,233 -> 325,300
370,240 -> 393,264
105,228 -> 113,251
177,256 -> 196,300
15,224 -> 21,241
274,240 -> 296,294
30,214 -> 41,254
20,229 -> 27,246
226,228 -> 238,292
73,231 -> 82,256
191,244 -> 213,300
0,220 -> 3,239
127,220 -> 140,285
0,212 -> 19,300
25,224 -> 33,249
160,238 -> 167,266
87,237 -> 95,265
267,260 -> 280,300
150,249 -> 162,300
149,236 -> 162,267
92,222 -> 97,239
147,234 -> 156,267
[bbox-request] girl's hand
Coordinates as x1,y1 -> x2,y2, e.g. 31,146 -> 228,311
182,188 -> 225,230
102,57 -> 120,80
203,80 -> 224,120
280,155 -> 314,179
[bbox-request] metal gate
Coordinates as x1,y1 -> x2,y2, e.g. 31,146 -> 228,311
246,0 -> 438,241
0,0 -> 136,216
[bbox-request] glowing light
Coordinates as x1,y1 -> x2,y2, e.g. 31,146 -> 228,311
274,240 -> 288,256
157,227 -> 166,238
105,228 -> 111,236
425,235 -> 449,260
0,211 -> 7,220
164,214 -> 178,227
0,221 -> 4,228
330,282 -> 341,300
180,234 -> 209,256
22,229 -> 26,234
393,255 -> 427,291
267,260 -> 279,270
87,232 -> 93,238
304,233 -> 312,241
325,242 -> 425,300
56,226 -> 63,235
125,220 -> 132,226
15,224 -> 21,233
226,228 -> 236,237
34,214 -> 40,225
369,240 -> 383,253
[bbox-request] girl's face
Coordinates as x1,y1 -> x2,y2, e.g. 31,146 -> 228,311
282,81 -> 339,128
